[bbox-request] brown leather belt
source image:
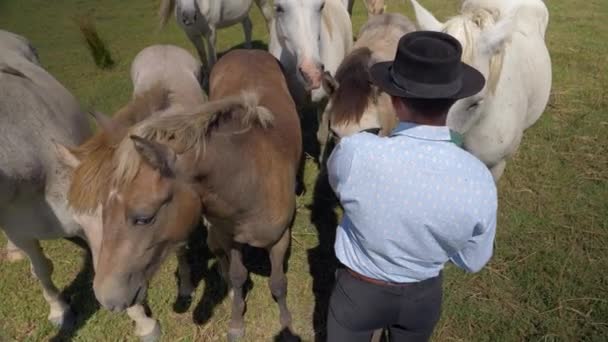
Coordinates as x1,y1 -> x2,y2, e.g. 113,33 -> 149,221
346,268 -> 414,287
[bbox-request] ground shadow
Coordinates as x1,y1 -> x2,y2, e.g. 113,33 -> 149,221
49,237 -> 99,342
307,138 -> 341,342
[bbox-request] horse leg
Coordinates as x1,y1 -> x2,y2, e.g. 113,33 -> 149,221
186,31 -> 209,76
5,235 -> 25,261
176,245 -> 195,300
254,0 -> 274,26
127,304 -> 161,342
9,237 -> 74,328
242,16 -> 253,49
228,244 -> 248,341
205,27 -> 218,73
490,159 -> 507,182
206,227 -> 232,294
317,107 -> 331,162
267,227 -> 294,332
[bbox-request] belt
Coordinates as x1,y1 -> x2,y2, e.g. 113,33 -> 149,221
346,268 -> 415,287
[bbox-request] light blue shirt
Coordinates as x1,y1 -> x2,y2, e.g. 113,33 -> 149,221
328,122 -> 498,283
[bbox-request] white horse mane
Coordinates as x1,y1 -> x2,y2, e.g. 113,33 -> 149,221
443,6 -> 506,94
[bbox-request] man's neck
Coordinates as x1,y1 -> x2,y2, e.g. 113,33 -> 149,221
398,115 -> 447,127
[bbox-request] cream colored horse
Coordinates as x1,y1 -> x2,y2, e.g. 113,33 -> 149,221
321,13 -> 416,143
410,0 -> 552,180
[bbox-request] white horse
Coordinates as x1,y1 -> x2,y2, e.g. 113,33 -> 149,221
1,29 -> 93,330
159,0 -> 273,78
410,0 -> 552,180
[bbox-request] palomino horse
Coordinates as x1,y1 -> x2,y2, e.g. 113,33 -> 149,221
0,30 -> 92,329
60,49 -> 301,341
321,13 -> 415,145
344,0 -> 386,16
410,0 -> 552,180
55,44 -> 208,341
159,0 -> 273,80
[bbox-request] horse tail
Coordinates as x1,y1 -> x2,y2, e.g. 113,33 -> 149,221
159,0 -> 176,28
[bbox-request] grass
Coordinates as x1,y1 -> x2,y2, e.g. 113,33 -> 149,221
1,0 -> 607,341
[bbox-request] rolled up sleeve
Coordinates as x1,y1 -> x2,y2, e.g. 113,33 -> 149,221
327,137 -> 357,197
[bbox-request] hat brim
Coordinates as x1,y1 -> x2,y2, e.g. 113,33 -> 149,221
369,61 -> 486,100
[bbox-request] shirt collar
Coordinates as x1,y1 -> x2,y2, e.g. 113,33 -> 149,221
390,121 -> 452,142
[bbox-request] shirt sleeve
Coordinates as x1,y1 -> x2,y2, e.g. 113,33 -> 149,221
450,185 -> 498,273
327,137 -> 357,197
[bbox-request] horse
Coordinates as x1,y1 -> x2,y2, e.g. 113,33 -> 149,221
0,30 -> 92,330
269,0 -> 352,161
320,13 -> 415,145
159,0 -> 273,80
410,0 -> 552,180
56,49 -> 302,341
53,44 -> 208,341
343,0 -> 386,16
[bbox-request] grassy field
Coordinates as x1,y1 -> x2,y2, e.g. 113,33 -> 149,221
1,0 -> 607,341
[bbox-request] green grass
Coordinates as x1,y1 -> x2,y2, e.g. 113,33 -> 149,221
1,0 -> 607,341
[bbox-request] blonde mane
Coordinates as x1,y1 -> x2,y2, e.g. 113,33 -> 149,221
112,91 -> 274,191
443,6 -> 506,94
68,85 -> 170,213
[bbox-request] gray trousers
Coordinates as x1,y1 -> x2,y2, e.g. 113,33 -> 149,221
327,268 -> 443,342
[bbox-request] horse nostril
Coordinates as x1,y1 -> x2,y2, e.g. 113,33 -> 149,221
320,64 -> 325,71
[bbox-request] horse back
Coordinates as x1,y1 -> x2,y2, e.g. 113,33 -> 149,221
209,49 -> 302,165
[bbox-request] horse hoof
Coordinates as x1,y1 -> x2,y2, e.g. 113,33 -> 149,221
139,321 -> 161,342
228,327 -> 245,342
173,294 -> 193,313
6,249 -> 26,262
49,309 -> 75,330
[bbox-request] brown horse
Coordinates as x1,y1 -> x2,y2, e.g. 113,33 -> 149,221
321,13 -> 416,143
66,49 -> 302,340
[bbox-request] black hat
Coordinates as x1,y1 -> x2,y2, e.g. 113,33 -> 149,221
370,31 -> 485,99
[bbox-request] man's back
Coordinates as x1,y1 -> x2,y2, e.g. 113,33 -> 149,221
329,122 -> 497,283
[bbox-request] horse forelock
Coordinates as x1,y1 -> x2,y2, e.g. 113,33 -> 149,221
443,7 -> 505,95
112,91 -> 274,191
68,85 -> 172,214
330,48 -> 374,126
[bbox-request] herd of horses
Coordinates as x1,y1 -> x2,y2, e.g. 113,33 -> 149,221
0,0 -> 552,341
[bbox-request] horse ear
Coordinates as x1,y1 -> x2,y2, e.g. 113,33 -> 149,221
89,110 -> 127,145
479,16 -> 514,58
53,140 -> 81,169
322,71 -> 339,96
410,0 -> 444,31
130,135 -> 177,177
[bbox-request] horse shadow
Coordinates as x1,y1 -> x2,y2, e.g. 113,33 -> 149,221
49,237 -> 100,342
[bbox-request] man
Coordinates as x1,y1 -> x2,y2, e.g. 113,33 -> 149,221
326,31 -> 498,341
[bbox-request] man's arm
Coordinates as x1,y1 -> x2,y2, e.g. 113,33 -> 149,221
450,185 -> 498,273
327,137 -> 357,197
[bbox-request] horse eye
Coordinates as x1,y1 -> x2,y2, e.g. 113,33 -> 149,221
467,100 -> 482,110
319,3 -> 325,11
133,215 -> 156,226
275,5 -> 284,13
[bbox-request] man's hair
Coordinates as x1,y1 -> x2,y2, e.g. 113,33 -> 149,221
400,97 -> 457,117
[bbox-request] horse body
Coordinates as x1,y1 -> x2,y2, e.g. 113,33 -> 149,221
0,31 -> 92,329
322,13 -> 415,139
131,44 -> 207,110
82,49 -> 300,341
159,0 -> 273,78
54,44 -> 207,341
410,0 -> 552,180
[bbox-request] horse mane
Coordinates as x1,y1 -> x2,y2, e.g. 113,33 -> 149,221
443,6 -> 506,94
68,84 -> 171,213
330,47 -> 374,126
112,91 -> 274,190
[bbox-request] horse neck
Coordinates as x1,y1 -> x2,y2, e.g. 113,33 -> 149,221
190,130 -> 258,220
